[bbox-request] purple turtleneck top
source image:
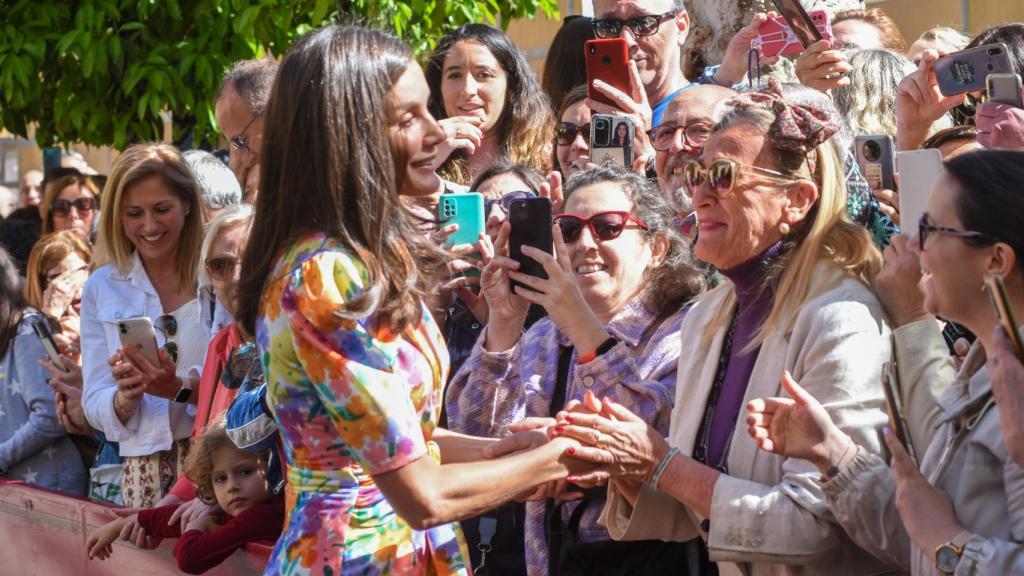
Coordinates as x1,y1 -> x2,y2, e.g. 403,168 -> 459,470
704,241 -> 785,468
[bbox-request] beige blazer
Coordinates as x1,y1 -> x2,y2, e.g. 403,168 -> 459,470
602,263 -> 894,575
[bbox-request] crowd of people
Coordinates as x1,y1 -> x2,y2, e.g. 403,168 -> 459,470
1,1 -> 1024,574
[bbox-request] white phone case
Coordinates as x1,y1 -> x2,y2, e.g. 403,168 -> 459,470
896,149 -> 944,237
116,317 -> 161,365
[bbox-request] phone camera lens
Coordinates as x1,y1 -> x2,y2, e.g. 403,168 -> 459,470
602,55 -> 612,65
862,140 -> 881,162
989,48 -> 999,56
119,323 -> 127,334
589,45 -> 596,55
987,62 -> 995,71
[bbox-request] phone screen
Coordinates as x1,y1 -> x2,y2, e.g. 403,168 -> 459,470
770,0 -> 822,47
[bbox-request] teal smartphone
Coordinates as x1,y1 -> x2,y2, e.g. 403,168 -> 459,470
438,193 -> 485,277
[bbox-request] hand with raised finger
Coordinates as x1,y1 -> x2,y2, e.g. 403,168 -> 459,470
435,115 -> 485,164
886,429 -> 965,552
746,371 -> 851,474
539,171 -> 564,214
480,222 -> 531,351
874,235 -> 930,328
990,325 -> 1024,467
587,59 -> 653,136
976,101 -> 1024,150
554,397 -> 666,482
716,13 -> 782,86
510,224 -> 611,355
795,39 -> 852,93
896,49 -> 965,150
122,346 -> 180,399
433,223 -> 460,247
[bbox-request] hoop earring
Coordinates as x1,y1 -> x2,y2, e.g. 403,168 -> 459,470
779,222 -> 790,235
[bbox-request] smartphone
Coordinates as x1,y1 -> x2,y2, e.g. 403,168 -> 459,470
590,114 -> 635,168
987,72 -> 1024,108
42,148 -> 62,175
881,361 -> 919,466
438,193 -> 485,277
585,38 -> 630,110
854,135 -> 897,192
985,275 -> 1024,361
753,9 -> 833,58
507,197 -> 552,291
31,317 -> 69,374
896,148 -> 943,237
934,43 -> 1013,97
769,0 -> 824,49
117,317 -> 161,366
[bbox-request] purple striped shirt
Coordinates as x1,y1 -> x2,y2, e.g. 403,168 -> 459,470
445,297 -> 687,576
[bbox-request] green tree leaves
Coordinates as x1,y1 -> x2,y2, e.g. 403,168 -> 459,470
0,0 -> 557,150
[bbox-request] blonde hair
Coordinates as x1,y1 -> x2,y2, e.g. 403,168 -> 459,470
184,418 -> 267,505
93,143 -> 205,292
39,175 -> 101,236
833,50 -> 916,138
24,231 -> 92,312
917,26 -> 970,53
198,203 -> 254,286
702,107 -> 882,352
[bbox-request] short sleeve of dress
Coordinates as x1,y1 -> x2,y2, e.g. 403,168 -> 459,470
282,250 -> 428,476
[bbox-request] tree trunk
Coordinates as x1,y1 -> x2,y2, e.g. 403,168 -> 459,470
683,0 -> 865,79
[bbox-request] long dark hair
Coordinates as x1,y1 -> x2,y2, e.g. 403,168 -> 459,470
237,25 -> 437,335
542,16 -> 595,112
426,24 -> 554,184
0,247 -> 26,359
945,149 -> 1024,274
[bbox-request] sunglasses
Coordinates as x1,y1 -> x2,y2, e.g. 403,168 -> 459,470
592,10 -> 678,39
229,111 -> 262,154
647,122 -> 713,152
50,197 -> 95,217
918,213 -> 998,252
154,314 -> 178,364
554,211 -> 648,243
556,122 -> 591,146
682,159 -> 805,197
485,190 -> 537,214
205,256 -> 240,282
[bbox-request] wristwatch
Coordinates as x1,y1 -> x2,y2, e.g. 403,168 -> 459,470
934,530 -> 970,574
173,378 -> 193,403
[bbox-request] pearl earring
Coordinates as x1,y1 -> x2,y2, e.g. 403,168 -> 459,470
779,222 -> 790,235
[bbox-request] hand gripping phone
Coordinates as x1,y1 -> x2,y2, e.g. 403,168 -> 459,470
987,72 -> 1024,108
438,193 -> 485,277
31,317 -> 69,374
753,9 -> 833,58
508,197 -> 552,291
117,317 -> 161,365
985,275 -> 1024,361
934,43 -> 1013,97
881,360 -> 918,466
585,38 -> 631,109
768,0 -> 826,50
854,135 -> 897,192
590,114 -> 635,168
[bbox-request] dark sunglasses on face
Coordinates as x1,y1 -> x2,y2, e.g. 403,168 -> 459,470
648,122 -> 714,152
206,256 -> 240,282
591,10 -> 678,39
682,159 -> 804,197
485,190 -> 537,214
917,212 -> 998,252
554,211 -> 648,243
154,314 -> 178,364
556,122 -> 591,146
50,197 -> 96,217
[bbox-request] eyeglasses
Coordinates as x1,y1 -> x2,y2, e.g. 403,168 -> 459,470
229,111 -> 262,154
50,197 -> 95,217
682,159 -> 805,197
556,122 -> 591,146
154,315 -> 178,364
592,10 -> 678,39
648,122 -> 713,152
917,213 -> 998,252
554,211 -> 648,243
485,190 -> 537,214
205,256 -> 240,282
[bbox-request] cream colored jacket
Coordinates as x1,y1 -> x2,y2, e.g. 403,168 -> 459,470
824,327 -> 1024,575
602,264 -> 894,575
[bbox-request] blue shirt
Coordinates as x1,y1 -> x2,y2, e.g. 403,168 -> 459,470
650,65 -> 722,128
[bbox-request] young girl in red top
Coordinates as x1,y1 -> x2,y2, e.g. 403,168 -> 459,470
86,418 -> 284,574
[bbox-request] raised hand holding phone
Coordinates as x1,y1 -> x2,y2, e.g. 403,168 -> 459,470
480,222 -> 532,352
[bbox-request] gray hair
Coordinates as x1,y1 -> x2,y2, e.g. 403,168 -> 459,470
198,203 -> 254,285
917,26 -> 969,53
563,165 -> 704,317
833,49 -> 916,138
183,150 -> 243,211
215,58 -> 279,115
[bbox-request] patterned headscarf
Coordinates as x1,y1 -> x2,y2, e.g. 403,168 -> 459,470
726,77 -> 842,173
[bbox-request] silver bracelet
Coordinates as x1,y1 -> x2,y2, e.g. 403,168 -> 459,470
649,447 -> 679,489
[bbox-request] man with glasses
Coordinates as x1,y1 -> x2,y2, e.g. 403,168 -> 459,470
214,58 -> 278,196
590,0 -> 768,131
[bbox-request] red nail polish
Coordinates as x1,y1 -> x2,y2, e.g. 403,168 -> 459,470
566,446 -> 576,455
565,415 -> 574,424
554,426 -> 565,434
567,475 -> 580,482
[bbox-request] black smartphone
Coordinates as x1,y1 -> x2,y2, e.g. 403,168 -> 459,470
508,197 -> 553,291
985,275 -> 1024,361
770,0 -> 824,49
31,317 -> 69,374
854,135 -> 897,192
881,360 -> 918,466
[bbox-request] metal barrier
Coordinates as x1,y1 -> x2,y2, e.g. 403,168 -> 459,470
0,478 -> 272,575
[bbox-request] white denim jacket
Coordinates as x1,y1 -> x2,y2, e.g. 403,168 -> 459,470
81,253 -> 215,457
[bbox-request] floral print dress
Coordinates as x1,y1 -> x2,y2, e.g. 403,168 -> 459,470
258,233 -> 470,575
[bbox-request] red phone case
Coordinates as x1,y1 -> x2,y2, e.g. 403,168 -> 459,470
585,38 -> 631,109
752,10 -> 833,58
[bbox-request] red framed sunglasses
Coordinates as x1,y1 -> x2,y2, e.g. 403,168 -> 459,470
553,211 -> 648,242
